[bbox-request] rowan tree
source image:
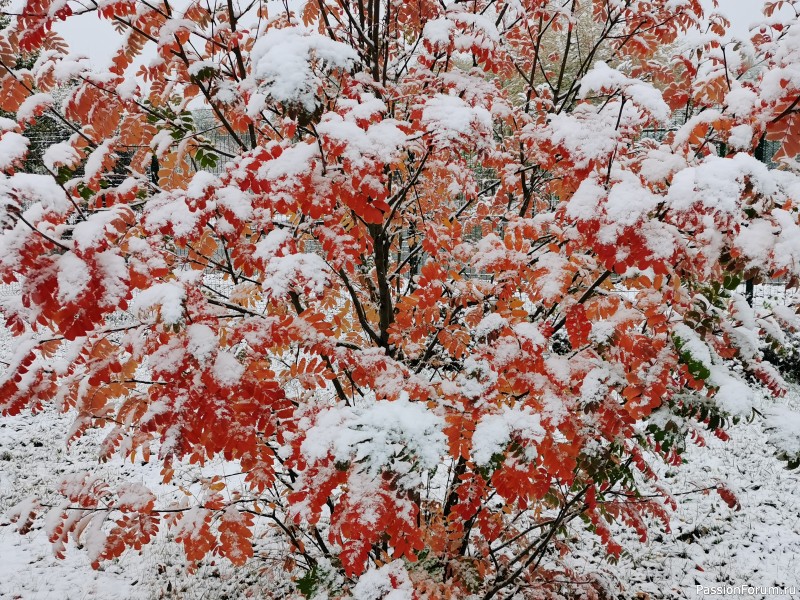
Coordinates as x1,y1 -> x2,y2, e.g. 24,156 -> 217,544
2,0 -> 800,597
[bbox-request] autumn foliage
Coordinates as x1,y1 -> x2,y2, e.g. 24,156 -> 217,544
2,0 -> 800,597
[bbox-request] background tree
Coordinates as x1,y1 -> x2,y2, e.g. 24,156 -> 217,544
2,0 -> 800,597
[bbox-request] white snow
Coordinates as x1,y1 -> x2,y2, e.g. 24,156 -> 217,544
513,322 -> 546,347
708,364 -> 755,416
545,106 -> 621,170
300,394 -> 445,480
72,205 -> 132,252
83,139 -> 115,182
43,140 -> 81,172
674,323 -> 712,367
256,142 -> 318,181
605,170 -> 660,227
725,87 -> 758,117
0,131 -> 29,170
668,154 -> 774,215
579,61 -> 670,123
216,186 -> 253,222
2,173 -> 72,214
420,94 -> 493,148
186,323 -> 217,362
56,252 -> 91,303
474,313 -> 507,339
251,27 -> 358,112
144,192 -> 208,239
351,560 -> 414,600
0,117 -> 17,131
471,405 -> 545,465
728,123 -> 754,150
213,351 -> 244,387
764,406 -> 800,460
16,93 -> 54,123
129,282 -> 185,325
261,253 -> 331,300
423,18 -> 453,47
316,110 -> 408,168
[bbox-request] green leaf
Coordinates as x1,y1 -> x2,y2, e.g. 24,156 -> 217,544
55,166 -> 73,185
77,183 -> 94,200
296,566 -> 319,597
723,274 -> 741,291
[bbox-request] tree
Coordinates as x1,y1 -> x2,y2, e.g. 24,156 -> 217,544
2,0 -> 800,597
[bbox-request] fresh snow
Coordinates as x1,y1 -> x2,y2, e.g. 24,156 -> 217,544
250,27 -> 358,113
300,394 -> 446,479
0,132 -> 29,171
471,406 -> 545,465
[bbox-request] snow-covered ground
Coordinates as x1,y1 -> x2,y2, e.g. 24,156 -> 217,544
0,410 -> 153,600
567,388 -> 800,598
0,407 -> 277,600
